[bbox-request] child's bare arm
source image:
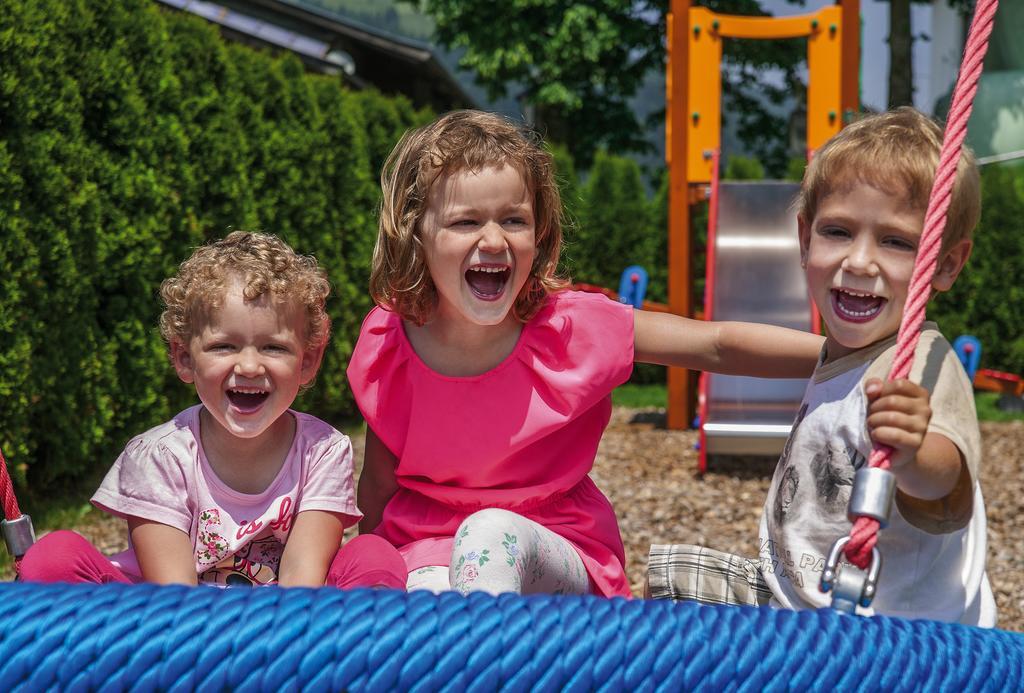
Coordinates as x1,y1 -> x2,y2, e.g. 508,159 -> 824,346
633,310 -> 823,377
278,510 -> 346,587
864,378 -> 965,501
357,427 -> 400,534
128,517 -> 198,585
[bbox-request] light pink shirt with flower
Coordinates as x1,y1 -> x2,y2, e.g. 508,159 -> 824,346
92,405 -> 360,586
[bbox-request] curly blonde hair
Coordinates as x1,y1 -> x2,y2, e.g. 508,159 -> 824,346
159,231 -> 331,351
371,110 -> 568,325
799,107 -> 981,252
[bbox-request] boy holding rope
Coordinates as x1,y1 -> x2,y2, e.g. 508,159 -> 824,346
648,108 -> 995,626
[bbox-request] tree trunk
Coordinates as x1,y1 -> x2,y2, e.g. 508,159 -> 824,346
888,0 -> 914,107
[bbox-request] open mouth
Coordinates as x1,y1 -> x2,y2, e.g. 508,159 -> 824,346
831,288 -> 886,323
465,265 -> 510,301
227,387 -> 269,413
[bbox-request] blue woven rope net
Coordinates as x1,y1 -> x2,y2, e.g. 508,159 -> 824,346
1,582 -> 1021,691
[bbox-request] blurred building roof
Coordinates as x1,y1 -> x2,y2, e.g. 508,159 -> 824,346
155,0 -> 480,111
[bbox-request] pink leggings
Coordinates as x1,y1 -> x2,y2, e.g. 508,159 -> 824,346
19,530 -> 407,589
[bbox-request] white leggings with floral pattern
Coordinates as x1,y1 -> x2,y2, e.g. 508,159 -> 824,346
404,508 -> 590,596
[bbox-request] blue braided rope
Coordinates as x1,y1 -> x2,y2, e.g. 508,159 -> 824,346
0,583 -> 1021,691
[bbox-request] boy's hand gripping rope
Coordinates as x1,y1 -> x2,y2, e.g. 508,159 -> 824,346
0,449 -> 35,575
820,0 -> 1000,613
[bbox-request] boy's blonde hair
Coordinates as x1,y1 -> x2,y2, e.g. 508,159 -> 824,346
371,110 -> 567,325
159,231 -> 331,351
798,107 -> 981,251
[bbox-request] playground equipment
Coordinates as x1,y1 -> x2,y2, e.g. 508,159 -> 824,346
617,266 -> 648,309
953,335 -> 983,381
696,177 -> 815,472
664,0 -> 859,430
1,582 -> 1023,690
573,266 -> 670,314
666,1 -> 857,453
954,335 -> 1024,411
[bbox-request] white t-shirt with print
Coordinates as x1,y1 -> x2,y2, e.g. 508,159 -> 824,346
93,405 -> 360,586
758,325 -> 995,626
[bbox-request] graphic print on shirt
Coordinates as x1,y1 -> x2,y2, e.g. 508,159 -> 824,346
199,536 -> 284,586
772,402 -> 867,527
810,443 -> 864,514
197,508 -> 229,566
773,404 -> 807,527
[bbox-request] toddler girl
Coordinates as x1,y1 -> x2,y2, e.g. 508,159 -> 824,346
349,110 -> 824,598
21,231 -> 405,588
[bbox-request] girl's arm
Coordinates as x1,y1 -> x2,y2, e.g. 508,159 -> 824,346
128,517 -> 198,585
357,426 -> 399,534
633,310 -> 823,377
278,510 -> 346,587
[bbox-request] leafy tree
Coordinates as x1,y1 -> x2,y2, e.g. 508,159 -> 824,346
409,0 -> 663,168
411,1 -> 805,172
867,0 -> 976,108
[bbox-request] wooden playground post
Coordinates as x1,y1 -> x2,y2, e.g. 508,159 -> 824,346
666,0 -> 694,429
664,1 -> 859,431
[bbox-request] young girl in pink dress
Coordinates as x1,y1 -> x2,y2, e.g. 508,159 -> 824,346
21,232 -> 406,589
347,110 -> 824,597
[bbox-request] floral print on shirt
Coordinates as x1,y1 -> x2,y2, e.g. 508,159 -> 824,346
196,508 -> 229,566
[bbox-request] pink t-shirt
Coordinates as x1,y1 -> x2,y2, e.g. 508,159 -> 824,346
347,290 -> 635,597
92,406 -> 360,586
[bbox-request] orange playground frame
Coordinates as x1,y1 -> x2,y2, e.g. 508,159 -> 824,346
664,0 -> 860,428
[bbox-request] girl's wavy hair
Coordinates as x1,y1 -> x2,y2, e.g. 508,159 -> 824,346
371,110 -> 568,325
798,107 -> 981,252
159,231 -> 331,352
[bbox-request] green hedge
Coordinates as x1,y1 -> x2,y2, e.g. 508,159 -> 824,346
0,0 -> 427,492
931,164 -> 1024,374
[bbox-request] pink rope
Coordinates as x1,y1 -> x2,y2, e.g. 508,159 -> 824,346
0,449 -> 21,525
844,0 -> 1000,569
0,448 -> 25,574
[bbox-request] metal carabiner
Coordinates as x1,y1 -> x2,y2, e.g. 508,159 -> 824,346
2,514 -> 36,559
819,535 -> 882,614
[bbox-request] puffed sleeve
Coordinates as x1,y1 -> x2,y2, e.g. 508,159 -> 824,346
91,434 -> 194,534
518,291 -> 635,414
296,417 -> 361,527
346,306 -> 413,457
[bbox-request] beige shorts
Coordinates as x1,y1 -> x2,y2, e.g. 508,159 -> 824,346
647,544 -> 772,607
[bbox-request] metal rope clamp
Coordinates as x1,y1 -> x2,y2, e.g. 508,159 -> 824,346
2,514 -> 36,559
819,467 -> 896,614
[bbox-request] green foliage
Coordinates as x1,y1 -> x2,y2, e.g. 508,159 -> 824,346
0,0 -> 422,493
550,143 -> 582,281
785,157 -> 807,182
413,0 -> 663,167
974,393 -> 1024,423
413,0 -> 808,174
572,151 -> 654,290
930,164 -> 1024,375
724,155 -> 765,181
611,383 -> 668,409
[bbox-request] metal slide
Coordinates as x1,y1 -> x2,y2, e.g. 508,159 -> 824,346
699,181 -> 815,471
